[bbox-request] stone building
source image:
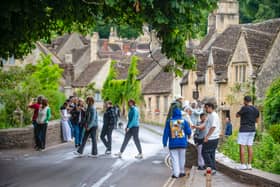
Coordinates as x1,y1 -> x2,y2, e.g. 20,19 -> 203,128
182,0 -> 280,131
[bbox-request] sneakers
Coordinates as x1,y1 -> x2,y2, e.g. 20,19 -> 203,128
105,150 -> 111,155
198,166 -> 206,170
73,151 -> 83,157
236,164 -> 247,170
247,164 -> 252,170
114,152 -> 122,158
135,154 -> 143,159
88,154 -> 98,158
171,175 -> 178,178
179,173 -> 186,177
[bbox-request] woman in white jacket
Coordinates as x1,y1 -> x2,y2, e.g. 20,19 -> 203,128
60,102 -> 72,142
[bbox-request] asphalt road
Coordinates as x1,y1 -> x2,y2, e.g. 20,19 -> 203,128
0,127 -> 171,187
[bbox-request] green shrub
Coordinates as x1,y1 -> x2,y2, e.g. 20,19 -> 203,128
42,90 -> 66,120
269,124 -> 280,143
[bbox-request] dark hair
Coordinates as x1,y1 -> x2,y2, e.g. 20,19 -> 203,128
42,99 -> 48,108
128,99 -> 136,106
37,96 -> 43,104
107,101 -> 113,105
86,96 -> 94,106
200,113 -> 206,118
205,102 -> 214,109
244,96 -> 252,102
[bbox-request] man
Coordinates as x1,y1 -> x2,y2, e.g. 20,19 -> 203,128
236,96 -> 259,170
166,95 -> 184,122
28,96 -> 43,149
190,102 -> 203,125
101,101 -> 117,154
224,117 -> 232,137
202,102 -> 221,175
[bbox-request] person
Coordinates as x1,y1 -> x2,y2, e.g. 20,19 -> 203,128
101,101 -> 117,154
190,102 -> 204,125
60,102 -> 72,142
113,105 -> 121,129
74,96 -> 98,157
28,96 -> 43,149
236,96 -> 259,170
183,107 -> 194,127
36,98 -> 51,151
70,102 -> 84,147
115,99 -> 143,159
202,102 -> 221,175
192,113 -> 207,170
224,117 -> 232,137
163,107 -> 192,178
166,95 -> 184,122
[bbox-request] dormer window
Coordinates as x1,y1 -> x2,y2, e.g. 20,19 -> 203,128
233,62 -> 247,82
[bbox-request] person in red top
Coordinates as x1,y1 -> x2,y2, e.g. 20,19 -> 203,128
28,96 -> 43,149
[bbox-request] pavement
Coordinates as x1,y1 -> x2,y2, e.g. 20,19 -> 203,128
0,121 -> 253,187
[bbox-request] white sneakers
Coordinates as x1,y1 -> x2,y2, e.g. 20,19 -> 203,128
135,154 -> 143,159
236,164 -> 253,170
73,151 -> 83,157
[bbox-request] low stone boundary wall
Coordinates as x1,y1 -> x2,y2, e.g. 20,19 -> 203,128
0,120 -> 62,149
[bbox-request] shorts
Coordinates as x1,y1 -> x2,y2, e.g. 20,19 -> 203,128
237,132 -> 256,146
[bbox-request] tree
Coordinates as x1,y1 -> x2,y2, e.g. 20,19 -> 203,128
239,0 -> 280,23
102,60 -> 117,101
0,0 -> 218,75
264,77 -> 280,127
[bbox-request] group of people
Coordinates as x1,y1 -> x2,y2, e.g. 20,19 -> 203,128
28,96 -> 51,151
163,95 -> 259,178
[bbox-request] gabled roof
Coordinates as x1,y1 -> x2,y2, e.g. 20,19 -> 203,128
115,63 -> 130,80
243,18 -> 280,34
71,46 -> 89,64
47,34 -> 71,54
72,60 -> 107,87
142,69 -> 173,94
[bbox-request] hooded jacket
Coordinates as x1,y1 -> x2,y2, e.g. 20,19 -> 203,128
163,108 -> 191,149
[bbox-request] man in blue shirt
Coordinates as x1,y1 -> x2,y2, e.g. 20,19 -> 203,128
224,117 -> 232,137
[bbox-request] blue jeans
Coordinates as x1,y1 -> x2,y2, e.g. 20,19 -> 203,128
68,120 -> 74,138
73,124 -> 82,145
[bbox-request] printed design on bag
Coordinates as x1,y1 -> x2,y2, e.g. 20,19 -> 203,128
170,119 -> 185,138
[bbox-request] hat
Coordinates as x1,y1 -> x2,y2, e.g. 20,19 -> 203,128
183,100 -> 190,108
174,95 -> 184,100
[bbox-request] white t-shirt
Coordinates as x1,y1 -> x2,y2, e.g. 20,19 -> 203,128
206,111 -> 221,140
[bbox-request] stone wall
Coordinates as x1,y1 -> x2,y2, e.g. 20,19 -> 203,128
0,120 -> 62,149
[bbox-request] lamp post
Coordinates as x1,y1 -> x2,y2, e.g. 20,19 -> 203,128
193,81 -> 199,100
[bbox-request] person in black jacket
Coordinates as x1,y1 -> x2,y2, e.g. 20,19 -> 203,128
101,101 -> 117,154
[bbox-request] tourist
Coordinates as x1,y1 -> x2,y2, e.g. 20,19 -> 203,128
60,102 -> 72,142
36,98 -> 51,150
183,107 -> 194,127
202,102 -> 221,175
191,102 -> 204,125
115,99 -> 143,159
101,101 -> 117,155
163,107 -> 192,178
74,96 -> 98,157
192,113 -> 207,170
28,96 -> 43,149
236,96 -> 259,170
70,101 -> 84,147
224,117 -> 232,137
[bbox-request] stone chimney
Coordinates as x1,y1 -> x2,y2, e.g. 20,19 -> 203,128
208,0 -> 239,33
109,27 -> 118,43
90,32 -> 99,62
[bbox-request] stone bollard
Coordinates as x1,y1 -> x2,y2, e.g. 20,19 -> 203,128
206,167 -> 212,187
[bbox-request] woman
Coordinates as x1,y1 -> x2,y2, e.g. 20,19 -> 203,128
115,99 -> 143,159
36,98 -> 51,150
60,102 -> 72,142
74,96 -> 98,157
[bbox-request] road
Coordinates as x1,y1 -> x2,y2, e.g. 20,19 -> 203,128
0,124 -> 252,187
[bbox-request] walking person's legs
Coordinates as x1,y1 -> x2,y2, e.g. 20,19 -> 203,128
178,148 -> 186,176
100,126 -> 108,149
170,149 -> 180,178
73,124 -> 80,147
90,127 -> 98,156
77,130 -> 90,154
197,144 -> 205,168
202,142 -> 211,169
41,124 -> 48,149
119,130 -> 133,153
131,127 -> 142,155
106,126 -> 114,151
209,139 -> 218,171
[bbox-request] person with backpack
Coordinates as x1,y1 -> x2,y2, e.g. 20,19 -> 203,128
74,96 -> 98,157
236,96 -> 259,170
101,101 -> 117,155
36,98 -> 51,151
163,107 -> 192,178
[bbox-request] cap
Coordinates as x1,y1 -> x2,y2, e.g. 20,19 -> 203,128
174,95 -> 184,100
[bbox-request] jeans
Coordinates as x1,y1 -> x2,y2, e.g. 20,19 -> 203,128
73,124 -> 82,145
170,148 -> 186,177
38,123 -> 48,149
78,126 -> 98,155
32,120 -> 40,147
202,138 -> 219,170
100,125 -> 114,151
120,127 -> 142,154
68,120 -> 74,138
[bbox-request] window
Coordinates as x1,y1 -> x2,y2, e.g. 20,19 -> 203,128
156,96 -> 160,111
234,64 -> 247,82
164,96 -> 168,113
148,97 -> 151,111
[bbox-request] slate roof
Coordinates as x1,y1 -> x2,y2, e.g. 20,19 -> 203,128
71,46 -> 89,64
72,60 -> 107,87
115,63 -> 130,80
108,43 -> 121,51
142,69 -> 173,94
